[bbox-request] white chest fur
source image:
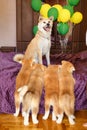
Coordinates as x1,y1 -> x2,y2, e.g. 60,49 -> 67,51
38,38 -> 51,55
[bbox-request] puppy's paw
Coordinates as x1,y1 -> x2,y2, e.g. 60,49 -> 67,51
43,115 -> 48,120
24,121 -> 29,126
56,114 -> 63,124
70,115 -> 75,119
22,112 -> 26,117
69,116 -> 75,125
56,118 -> 62,124
33,119 -> 39,124
13,113 -> 19,117
69,120 -> 75,125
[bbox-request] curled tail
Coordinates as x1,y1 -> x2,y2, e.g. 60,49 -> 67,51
13,54 -> 24,64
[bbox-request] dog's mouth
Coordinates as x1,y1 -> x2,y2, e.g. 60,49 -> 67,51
43,26 -> 51,32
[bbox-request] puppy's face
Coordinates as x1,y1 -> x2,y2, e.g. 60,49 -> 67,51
61,60 -> 75,73
38,16 -> 54,35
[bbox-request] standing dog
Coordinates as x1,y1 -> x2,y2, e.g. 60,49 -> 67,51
14,58 -> 36,117
18,64 -> 46,125
43,65 -> 59,121
57,61 -> 76,125
14,16 -> 54,65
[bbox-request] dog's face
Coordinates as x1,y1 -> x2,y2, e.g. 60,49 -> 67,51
61,60 -> 75,73
38,16 -> 54,35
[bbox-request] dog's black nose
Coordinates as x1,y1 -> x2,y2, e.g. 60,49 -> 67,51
47,23 -> 50,27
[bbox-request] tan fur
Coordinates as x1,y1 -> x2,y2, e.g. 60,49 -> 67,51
43,65 -> 59,121
21,63 -> 46,125
14,16 -> 54,65
57,61 -> 76,125
14,61 -> 46,125
14,58 -> 36,117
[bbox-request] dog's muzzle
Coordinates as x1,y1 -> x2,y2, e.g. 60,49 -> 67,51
43,24 -> 51,32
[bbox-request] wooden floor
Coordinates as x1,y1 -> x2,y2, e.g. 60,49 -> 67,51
0,110 -> 87,130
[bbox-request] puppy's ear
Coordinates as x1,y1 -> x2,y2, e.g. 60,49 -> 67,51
49,16 -> 54,21
58,65 -> 62,72
31,59 -> 36,67
61,60 -> 66,65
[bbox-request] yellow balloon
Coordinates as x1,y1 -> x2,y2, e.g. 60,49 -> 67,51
40,4 -> 51,18
70,12 -> 83,24
59,9 -> 70,23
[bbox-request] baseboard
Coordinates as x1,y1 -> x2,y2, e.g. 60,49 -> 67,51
0,46 -> 16,52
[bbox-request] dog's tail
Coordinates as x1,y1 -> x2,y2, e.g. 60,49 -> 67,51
13,54 -> 24,64
17,85 -> 28,102
17,85 -> 28,96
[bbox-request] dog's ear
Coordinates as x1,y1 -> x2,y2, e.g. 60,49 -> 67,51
58,65 -> 62,72
49,16 -> 54,21
61,60 -> 66,65
38,15 -> 44,21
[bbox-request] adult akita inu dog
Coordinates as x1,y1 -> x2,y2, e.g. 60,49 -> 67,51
14,16 -> 54,65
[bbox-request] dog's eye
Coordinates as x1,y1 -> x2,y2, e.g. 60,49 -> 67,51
48,21 -> 50,23
43,21 -> 46,24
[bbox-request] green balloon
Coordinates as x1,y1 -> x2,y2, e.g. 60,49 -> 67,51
48,7 -> 58,21
57,22 -> 69,35
68,0 -> 80,6
33,25 -> 38,35
31,0 -> 42,12
63,5 -> 74,16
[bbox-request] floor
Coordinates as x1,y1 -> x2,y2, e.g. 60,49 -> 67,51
0,110 -> 87,130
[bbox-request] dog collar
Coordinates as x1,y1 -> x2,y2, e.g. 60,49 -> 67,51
36,32 -> 50,40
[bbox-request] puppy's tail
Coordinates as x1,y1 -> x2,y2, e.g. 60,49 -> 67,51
17,86 -> 28,102
13,54 -> 24,64
18,85 -> 28,96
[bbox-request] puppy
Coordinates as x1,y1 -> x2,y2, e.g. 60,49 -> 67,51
57,60 -> 76,125
14,58 -> 36,117
14,16 -> 54,65
43,65 -> 59,121
19,63 -> 46,125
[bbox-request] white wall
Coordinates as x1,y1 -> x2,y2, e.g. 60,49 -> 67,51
0,0 -> 16,47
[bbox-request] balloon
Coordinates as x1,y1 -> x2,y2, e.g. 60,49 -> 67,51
70,12 -> 83,24
63,5 -> 74,16
57,22 -> 69,35
31,0 -> 42,12
59,9 -> 70,23
40,4 -> 51,18
68,0 -> 80,6
53,4 -> 63,22
53,4 -> 63,13
33,25 -> 38,35
48,7 -> 58,21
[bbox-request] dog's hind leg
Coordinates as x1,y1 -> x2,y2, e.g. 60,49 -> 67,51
43,100 -> 50,120
14,93 -> 20,117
